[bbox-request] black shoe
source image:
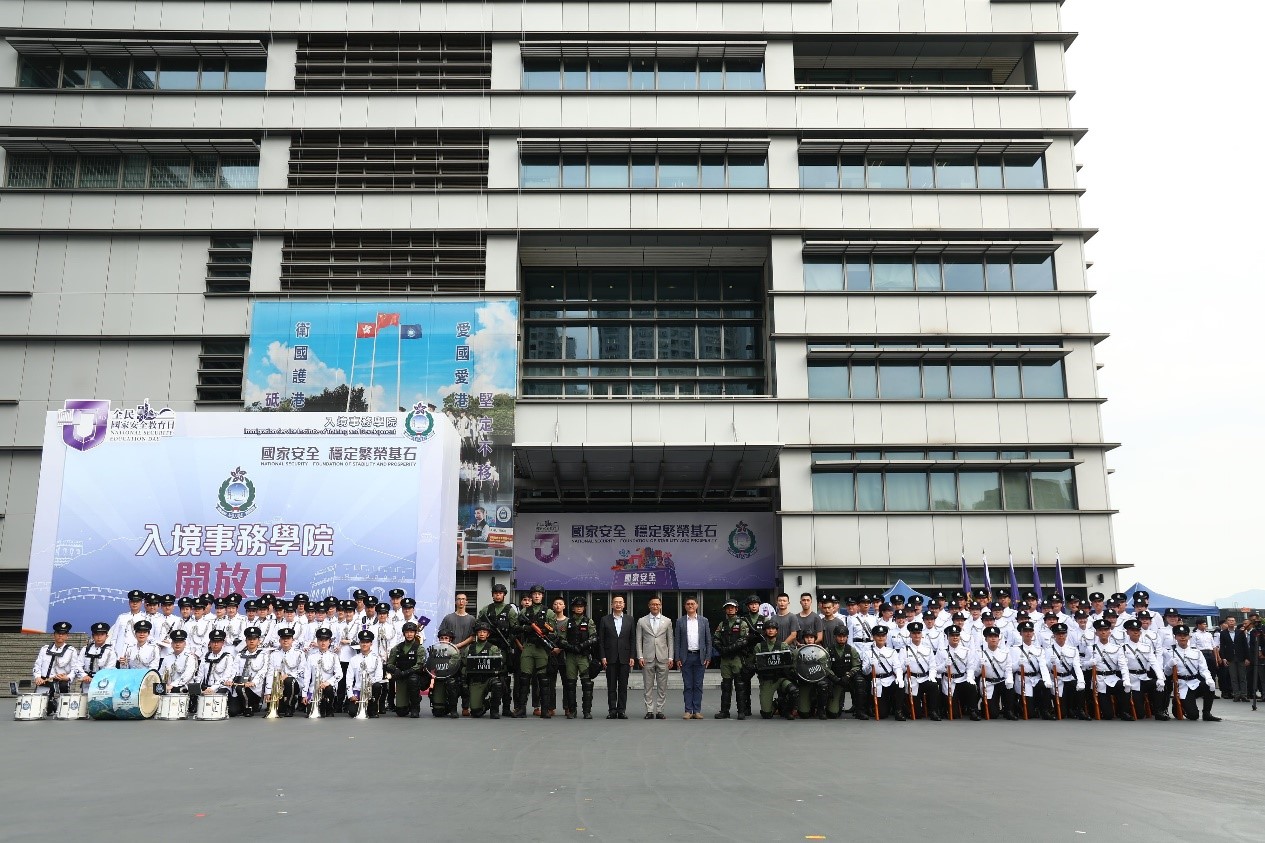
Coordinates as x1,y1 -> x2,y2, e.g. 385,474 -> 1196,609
818,710 -> 828,720
715,710 -> 730,719
655,712 -> 666,720
617,712 -> 627,719
930,711 -> 942,721
541,711 -> 552,719
1118,713 -> 1135,722
606,713 -> 617,719
735,712 -> 745,720
368,712 -> 379,718
644,712 -> 654,719
511,709 -> 526,719
1154,711 -> 1170,721
409,710 -> 420,719
760,712 -> 773,719
969,711 -> 981,721
893,710 -> 907,722
583,712 -> 592,719
447,710 -> 459,719
490,710 -> 500,719
565,711 -> 575,719
1203,713 -> 1222,722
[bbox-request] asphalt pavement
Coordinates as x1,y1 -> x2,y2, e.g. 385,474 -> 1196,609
5,695 -> 1262,841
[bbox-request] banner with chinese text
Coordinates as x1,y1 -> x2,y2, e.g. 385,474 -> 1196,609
243,299 -> 517,571
23,406 -> 458,632
514,513 -> 778,591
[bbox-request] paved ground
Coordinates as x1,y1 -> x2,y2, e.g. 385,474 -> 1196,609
6,695 -> 1263,841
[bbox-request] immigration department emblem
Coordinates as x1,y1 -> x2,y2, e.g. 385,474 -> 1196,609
404,403 -> 436,442
217,467 -> 257,520
727,521 -> 757,559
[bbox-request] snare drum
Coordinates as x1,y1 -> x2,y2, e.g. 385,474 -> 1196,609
14,692 -> 46,721
155,694 -> 190,720
55,692 -> 89,720
194,693 -> 229,721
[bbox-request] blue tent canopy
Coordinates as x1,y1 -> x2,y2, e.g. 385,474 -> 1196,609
1123,582 -> 1218,618
883,580 -> 930,603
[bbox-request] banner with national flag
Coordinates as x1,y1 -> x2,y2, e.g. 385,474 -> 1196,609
376,312 -> 400,328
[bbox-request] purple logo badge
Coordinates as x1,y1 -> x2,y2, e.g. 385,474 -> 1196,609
58,399 -> 110,452
533,523 -> 560,564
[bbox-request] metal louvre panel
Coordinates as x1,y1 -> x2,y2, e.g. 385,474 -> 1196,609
295,35 -> 490,91
288,132 -> 488,190
519,245 -> 768,267
280,232 -> 486,294
802,240 -> 1059,257
520,40 -> 765,59
518,137 -> 769,155
798,138 -> 1052,156
0,137 -> 259,156
6,38 -> 267,58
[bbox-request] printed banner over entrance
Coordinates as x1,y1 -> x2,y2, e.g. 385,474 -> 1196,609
24,404 -> 458,633
514,512 -> 778,591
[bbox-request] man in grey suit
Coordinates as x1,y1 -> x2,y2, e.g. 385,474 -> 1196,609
637,597 -> 674,719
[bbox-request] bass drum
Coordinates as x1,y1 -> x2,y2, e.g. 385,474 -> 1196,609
87,668 -> 161,720
425,642 -> 461,680
795,644 -> 830,684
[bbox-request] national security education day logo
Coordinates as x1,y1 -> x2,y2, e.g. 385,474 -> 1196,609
404,402 -> 436,442
533,520 -> 560,564
727,521 -> 757,559
217,467 -> 257,520
58,399 -> 110,452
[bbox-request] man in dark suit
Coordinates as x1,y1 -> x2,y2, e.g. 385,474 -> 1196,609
598,594 -> 635,718
1219,616 -> 1251,701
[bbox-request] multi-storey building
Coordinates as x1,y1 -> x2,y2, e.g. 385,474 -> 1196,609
0,0 -> 1119,629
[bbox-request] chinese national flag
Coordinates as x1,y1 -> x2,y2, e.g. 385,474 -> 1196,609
356,322 -> 377,338
376,312 -> 400,328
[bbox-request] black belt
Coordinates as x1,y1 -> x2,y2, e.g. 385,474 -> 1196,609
687,650 -> 700,654
987,677 -> 1006,685
1129,669 -> 1149,675
1100,670 -> 1120,677
909,672 -> 928,678
873,672 -> 893,679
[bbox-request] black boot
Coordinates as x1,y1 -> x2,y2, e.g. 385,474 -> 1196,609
581,684 -> 593,719
716,678 -> 732,718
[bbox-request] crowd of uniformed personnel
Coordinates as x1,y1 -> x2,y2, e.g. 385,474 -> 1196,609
28,585 -> 1263,722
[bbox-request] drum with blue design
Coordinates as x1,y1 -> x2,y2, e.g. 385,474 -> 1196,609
87,669 -> 161,720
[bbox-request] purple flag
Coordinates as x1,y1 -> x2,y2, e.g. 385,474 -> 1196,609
1008,552 -> 1020,603
960,553 -> 972,594
981,551 -> 992,594
1031,551 -> 1044,601
1054,551 -> 1066,596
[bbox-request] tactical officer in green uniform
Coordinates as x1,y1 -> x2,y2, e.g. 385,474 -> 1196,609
477,582 -> 518,717
464,621 -> 504,719
712,600 -> 753,720
427,629 -> 464,718
736,594 -> 765,719
753,619 -> 798,719
560,595 -> 597,719
385,621 -> 428,718
515,584 -> 557,718
824,624 -> 862,719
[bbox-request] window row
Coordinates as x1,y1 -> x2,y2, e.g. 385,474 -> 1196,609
807,360 -> 1065,400
523,379 -> 762,398
812,449 -> 1073,461
810,468 -> 1077,512
811,340 -> 1062,351
18,56 -> 267,91
803,254 -> 1055,292
521,153 -> 768,190
525,324 -> 761,361
522,57 -> 764,91
523,268 -> 763,303
5,154 -> 260,190
795,68 -> 995,86
816,567 -> 1085,589
799,154 -> 1046,190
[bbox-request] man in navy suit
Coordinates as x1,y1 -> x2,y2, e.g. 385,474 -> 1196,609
674,596 -> 711,718
597,595 -> 635,718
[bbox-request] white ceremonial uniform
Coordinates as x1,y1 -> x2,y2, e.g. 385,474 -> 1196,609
372,621 -> 400,659
939,642 -> 981,695
199,649 -> 238,692
346,651 -> 385,700
861,643 -> 906,691
337,619 -> 359,662
184,615 -> 214,658
978,644 -> 1014,701
1085,638 -> 1129,694
848,614 -> 875,646
1121,639 -> 1165,693
152,613 -> 182,658
33,644 -> 79,694
902,641 -> 939,695
1045,641 -> 1086,696
77,642 -> 116,679
119,640 -> 163,672
922,625 -> 946,654
1010,641 -> 1052,697
306,650 -> 343,703
266,646 -> 309,696
1164,642 -> 1216,700
235,647 -> 271,699
110,609 -> 146,652
889,624 -> 911,652
164,650 -> 200,689
223,614 -> 247,653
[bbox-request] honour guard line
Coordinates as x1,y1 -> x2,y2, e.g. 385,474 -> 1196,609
19,586 -> 1253,723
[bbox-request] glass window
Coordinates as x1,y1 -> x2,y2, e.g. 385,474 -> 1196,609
61,60 -> 88,88
121,155 -> 148,188
657,271 -> 693,300
725,58 -> 764,90
851,364 -> 877,399
950,363 -> 993,398
799,158 -> 838,189
840,157 -> 865,188
698,58 -> 723,91
812,474 -> 854,511
657,58 -> 696,90
872,257 -> 914,291
727,156 -> 767,188
564,382 -> 590,396
523,382 -> 562,396
1002,471 -> 1031,509
50,156 -> 77,188
657,325 -> 695,359
698,325 -> 723,359
86,59 -> 129,89
1012,255 -> 1055,291
520,156 -> 559,188
226,59 -> 266,90
723,325 -> 757,360
985,259 -> 1012,291
845,258 -> 871,291
526,325 -> 562,358
158,59 -> 199,90
199,58 -> 227,91
19,58 -> 61,88
658,156 -> 698,188
886,472 -> 929,510
700,156 -> 725,188
936,158 -> 976,189
588,155 -> 628,188
147,157 -> 188,189
218,158 -> 258,189
1031,469 -> 1075,509
596,325 -> 630,359
808,363 -> 848,398
77,155 -> 119,188
630,326 -> 655,359
908,159 -> 934,189
803,259 -> 844,291
977,157 -> 1003,189
583,57 -> 626,90
994,363 -> 1021,398
1004,156 -> 1045,189
915,259 -> 941,291
930,471 -> 958,510
878,364 -> 921,398
856,472 -> 884,511
563,325 -> 591,359
561,154 -> 586,188
959,471 -> 1002,510
561,59 -> 587,90
923,364 -> 949,398
943,259 -> 985,291
867,158 -> 907,189
191,156 -> 218,189
522,59 -> 560,90
631,57 -> 655,90
630,155 -> 656,189
1021,361 -> 1065,398
131,60 -> 158,90
7,155 -> 49,187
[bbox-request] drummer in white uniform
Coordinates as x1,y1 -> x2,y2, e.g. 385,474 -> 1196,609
119,620 -> 163,671
198,629 -> 238,698
232,626 -> 271,717
77,621 -> 116,685
33,621 -> 79,715
164,629 -> 200,702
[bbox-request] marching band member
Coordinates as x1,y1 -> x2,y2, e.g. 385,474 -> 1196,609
1046,623 -> 1088,719
164,630 -> 199,701
77,621 -> 116,686
372,602 -> 400,660
387,588 -> 406,624
119,620 -> 162,671
33,621 -> 79,715
395,597 -> 427,643
265,628 -> 308,717
110,589 -> 147,654
223,594 -> 246,653
1011,621 -> 1054,720
978,626 -> 1015,720
1121,618 -> 1167,720
1165,625 -> 1221,722
346,629 -> 387,717
938,625 -> 981,720
1085,618 -> 1132,720
198,630 -> 237,699
153,594 -> 181,661
860,625 -> 906,721
307,628 -> 343,717
232,627 -> 270,717
185,599 -> 213,658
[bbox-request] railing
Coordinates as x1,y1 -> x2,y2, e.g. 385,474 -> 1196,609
795,83 -> 1037,92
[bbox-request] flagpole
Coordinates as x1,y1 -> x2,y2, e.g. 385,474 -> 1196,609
347,332 -> 358,412
395,323 -> 402,413
368,325 -> 379,413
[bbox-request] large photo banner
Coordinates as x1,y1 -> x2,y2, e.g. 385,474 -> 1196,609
244,299 -> 517,571
24,405 -> 458,633
514,513 -> 778,591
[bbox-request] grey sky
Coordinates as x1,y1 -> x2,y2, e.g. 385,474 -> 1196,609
1061,3 -> 1264,603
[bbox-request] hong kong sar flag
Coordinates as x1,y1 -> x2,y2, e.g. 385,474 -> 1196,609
356,322 -> 377,338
